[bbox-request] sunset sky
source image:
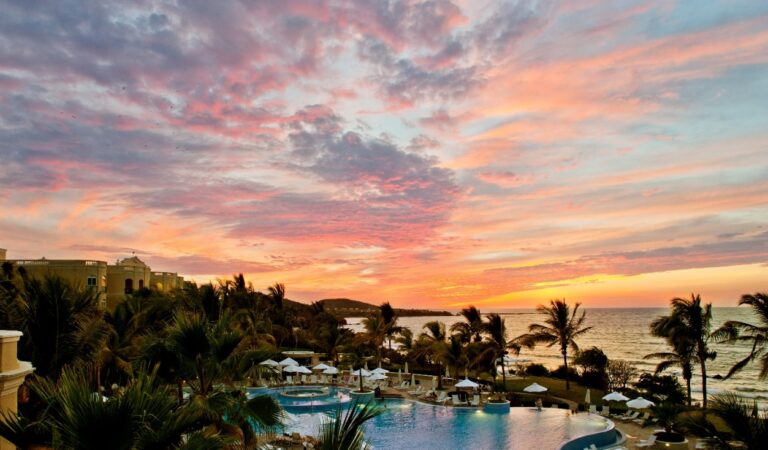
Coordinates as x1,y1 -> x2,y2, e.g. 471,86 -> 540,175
1,1 -> 766,309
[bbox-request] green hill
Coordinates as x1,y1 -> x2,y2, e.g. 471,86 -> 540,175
317,298 -> 453,318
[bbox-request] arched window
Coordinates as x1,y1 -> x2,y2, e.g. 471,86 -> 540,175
124,278 -> 133,294
138,279 -> 144,289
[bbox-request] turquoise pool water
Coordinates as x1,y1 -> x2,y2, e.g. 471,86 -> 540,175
253,386 -> 611,450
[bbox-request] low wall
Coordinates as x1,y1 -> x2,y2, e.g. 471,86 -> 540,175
558,419 -> 624,450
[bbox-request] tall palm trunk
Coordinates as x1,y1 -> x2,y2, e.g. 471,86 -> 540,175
437,363 -> 443,390
501,361 -> 507,391
562,350 -> 570,390
699,356 -> 708,410
95,364 -> 102,398
178,380 -> 184,405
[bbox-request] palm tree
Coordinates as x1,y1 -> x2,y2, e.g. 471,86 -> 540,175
483,313 -> 520,391
416,321 -> 447,389
360,313 -> 388,366
652,294 -> 716,409
167,312 -> 243,395
395,328 -> 414,351
319,401 -> 382,450
320,320 -> 353,365
712,292 -> 768,379
450,306 -> 484,344
440,335 -> 469,379
2,274 -> 110,378
516,299 -> 592,390
644,344 -> 696,406
379,302 -> 401,350
647,308 -> 697,406
0,367 -> 230,450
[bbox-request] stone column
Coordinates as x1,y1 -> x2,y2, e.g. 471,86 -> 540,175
0,330 -> 35,450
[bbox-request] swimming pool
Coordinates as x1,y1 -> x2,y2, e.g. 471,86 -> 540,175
253,386 -> 612,450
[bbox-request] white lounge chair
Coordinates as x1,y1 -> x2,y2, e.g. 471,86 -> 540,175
310,375 -> 317,384
408,385 -> 423,396
619,411 -> 639,421
470,394 -> 480,406
633,412 -> 651,425
635,435 -> 656,448
600,406 -> 610,416
435,391 -> 448,403
286,375 -> 293,384
451,394 -> 467,406
588,404 -> 597,414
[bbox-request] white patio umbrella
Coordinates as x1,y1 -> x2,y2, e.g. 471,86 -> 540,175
454,379 -> 479,389
398,369 -> 402,382
404,361 -> 409,373
626,397 -> 655,409
352,368 -> 371,377
602,392 -> 629,402
322,367 -> 339,375
295,366 -> 312,374
369,373 -> 387,381
411,373 -> 415,387
283,365 -> 300,373
258,359 -> 279,366
279,357 -> 299,366
312,363 -> 332,371
585,389 -> 591,404
523,382 -> 548,393
372,367 -> 388,375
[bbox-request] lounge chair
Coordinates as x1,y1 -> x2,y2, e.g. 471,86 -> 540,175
286,375 -> 293,384
599,406 -> 609,416
633,412 -> 651,425
451,394 -> 467,406
635,435 -> 656,448
618,411 -> 639,421
408,385 -> 423,396
470,394 -> 480,406
588,404 -> 597,414
435,391 -> 448,403
310,375 -> 317,384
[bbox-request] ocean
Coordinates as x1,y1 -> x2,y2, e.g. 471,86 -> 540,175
345,307 -> 768,407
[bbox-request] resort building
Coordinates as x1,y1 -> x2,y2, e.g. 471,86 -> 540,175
4,256 -> 109,309
106,256 -> 152,310
150,271 -> 186,292
1,248 -> 187,311
0,330 -> 34,450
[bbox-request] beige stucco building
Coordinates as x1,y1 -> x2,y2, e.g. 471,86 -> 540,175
2,248 -> 188,311
151,271 -> 185,291
0,331 -> 34,450
6,257 -> 109,309
106,256 -> 152,310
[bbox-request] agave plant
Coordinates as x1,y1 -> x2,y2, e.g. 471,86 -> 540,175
318,401 -> 382,450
